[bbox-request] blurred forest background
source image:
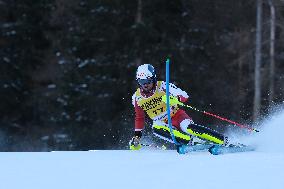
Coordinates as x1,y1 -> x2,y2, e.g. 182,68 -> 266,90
0,0 -> 284,151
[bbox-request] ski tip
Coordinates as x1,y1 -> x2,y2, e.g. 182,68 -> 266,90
208,145 -> 220,155
177,145 -> 187,154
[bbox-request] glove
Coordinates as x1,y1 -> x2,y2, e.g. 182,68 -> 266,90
161,95 -> 183,106
129,136 -> 142,150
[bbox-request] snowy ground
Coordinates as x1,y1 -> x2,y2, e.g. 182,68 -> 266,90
1,108 -> 284,189
0,150 -> 283,189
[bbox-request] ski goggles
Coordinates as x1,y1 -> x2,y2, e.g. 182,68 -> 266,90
137,78 -> 154,85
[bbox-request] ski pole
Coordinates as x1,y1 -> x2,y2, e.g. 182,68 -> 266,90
141,143 -> 167,150
185,104 -> 259,132
162,96 -> 259,133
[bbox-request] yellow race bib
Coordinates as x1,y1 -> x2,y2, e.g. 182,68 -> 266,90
135,81 -> 178,121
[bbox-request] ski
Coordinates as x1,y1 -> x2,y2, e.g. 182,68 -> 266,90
208,144 -> 255,155
177,143 -> 255,155
177,144 -> 213,154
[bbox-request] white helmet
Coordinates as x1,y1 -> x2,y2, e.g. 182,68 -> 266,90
136,64 -> 157,85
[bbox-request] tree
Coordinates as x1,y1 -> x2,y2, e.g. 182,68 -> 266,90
268,0 -> 276,106
253,0 -> 263,122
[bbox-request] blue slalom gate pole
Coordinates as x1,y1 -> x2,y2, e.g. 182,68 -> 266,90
165,58 -> 179,145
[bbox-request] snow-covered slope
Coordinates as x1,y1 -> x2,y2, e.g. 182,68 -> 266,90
0,150 -> 283,189
1,109 -> 284,189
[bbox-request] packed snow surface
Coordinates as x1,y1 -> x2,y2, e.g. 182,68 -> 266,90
0,150 -> 283,189
1,109 -> 284,189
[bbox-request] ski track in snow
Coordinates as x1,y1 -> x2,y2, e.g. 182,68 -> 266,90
1,108 -> 284,189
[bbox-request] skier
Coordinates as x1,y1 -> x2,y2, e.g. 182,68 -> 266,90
130,64 -> 228,150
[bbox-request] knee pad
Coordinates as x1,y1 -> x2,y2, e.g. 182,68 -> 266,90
180,119 -> 194,133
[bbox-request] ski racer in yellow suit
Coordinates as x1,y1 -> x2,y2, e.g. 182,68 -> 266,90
130,64 -> 228,150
